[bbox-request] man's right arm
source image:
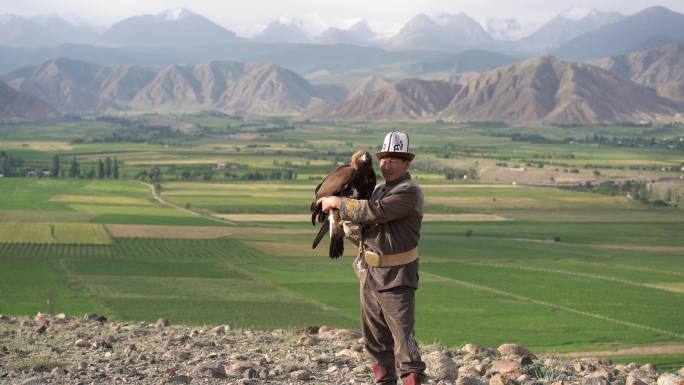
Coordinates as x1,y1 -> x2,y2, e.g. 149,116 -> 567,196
339,186 -> 418,224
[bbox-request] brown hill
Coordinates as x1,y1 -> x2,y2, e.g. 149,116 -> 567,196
592,43 -> 684,102
310,78 -> 461,122
0,80 -> 60,124
221,64 -> 320,114
3,59 -> 319,114
438,56 -> 681,124
5,58 -> 115,112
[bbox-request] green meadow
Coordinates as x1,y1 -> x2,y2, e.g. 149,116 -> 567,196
1,118 -> 683,370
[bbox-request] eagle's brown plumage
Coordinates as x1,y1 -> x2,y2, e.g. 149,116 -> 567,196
310,150 -> 376,259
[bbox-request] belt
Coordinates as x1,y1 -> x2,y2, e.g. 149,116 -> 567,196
363,247 -> 417,268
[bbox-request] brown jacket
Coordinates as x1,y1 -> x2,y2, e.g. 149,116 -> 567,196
340,173 -> 424,290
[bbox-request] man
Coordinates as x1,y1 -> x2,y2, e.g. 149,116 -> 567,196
318,131 -> 426,385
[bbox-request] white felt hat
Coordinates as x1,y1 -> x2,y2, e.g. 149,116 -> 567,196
376,131 -> 415,161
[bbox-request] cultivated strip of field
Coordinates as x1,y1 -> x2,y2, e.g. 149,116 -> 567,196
558,344 -> 684,358
49,194 -> 151,205
213,213 -> 510,222
0,210 -> 96,223
0,222 -> 112,244
435,260 -> 684,296
420,271 -> 684,340
106,224 -> 311,239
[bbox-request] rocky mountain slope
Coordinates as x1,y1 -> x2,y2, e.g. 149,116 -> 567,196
2,313 -> 683,385
3,58 -> 321,114
438,56 -> 681,124
308,78 -> 461,122
0,80 -> 60,124
312,56 -> 682,125
592,43 -> 684,102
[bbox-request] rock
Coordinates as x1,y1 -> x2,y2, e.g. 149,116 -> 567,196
176,351 -> 191,362
83,313 -> 107,322
290,369 -> 310,380
53,313 -> 67,322
460,366 -> 483,378
35,325 -> 47,334
34,313 -> 49,326
228,361 -> 255,376
155,318 -> 170,327
243,367 -> 257,379
20,376 -> 48,385
497,344 -> 536,359
424,351 -> 458,381
336,348 -> 362,359
124,344 -> 137,355
657,373 -> 684,385
19,318 -> 31,327
627,374 -> 648,385
74,339 -> 91,348
210,325 -> 225,336
299,335 -> 317,346
640,363 -> 657,374
457,375 -> 486,385
0,314 -> 8,321
582,373 -> 610,385
198,362 -> 226,378
50,367 -> 66,376
679,368 -> 684,377
463,343 -> 482,355
258,368 -> 269,379
517,374 -> 531,383
490,360 -> 521,375
168,375 -> 192,384
490,373 -> 514,385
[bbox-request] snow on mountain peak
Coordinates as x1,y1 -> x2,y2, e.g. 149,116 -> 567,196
159,8 -> 193,22
560,7 -> 597,21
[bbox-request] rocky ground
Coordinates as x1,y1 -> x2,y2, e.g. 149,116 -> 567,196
1,313 -> 683,385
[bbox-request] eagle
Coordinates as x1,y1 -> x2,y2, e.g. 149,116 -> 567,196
310,150 -> 376,259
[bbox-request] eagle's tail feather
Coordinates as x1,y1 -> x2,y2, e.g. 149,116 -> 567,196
329,235 -> 344,259
312,219 -> 329,249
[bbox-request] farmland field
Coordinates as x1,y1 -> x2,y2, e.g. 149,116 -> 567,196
1,118 -> 683,370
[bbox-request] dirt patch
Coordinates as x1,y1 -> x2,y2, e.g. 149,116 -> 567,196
558,344 -> 684,358
49,195 -> 151,205
213,214 -> 309,222
215,213 -> 510,222
106,224 -> 311,239
423,214 -> 510,221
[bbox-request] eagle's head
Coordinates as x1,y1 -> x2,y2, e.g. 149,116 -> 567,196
351,150 -> 373,170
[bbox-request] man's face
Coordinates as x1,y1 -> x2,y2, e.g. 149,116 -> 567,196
380,156 -> 411,183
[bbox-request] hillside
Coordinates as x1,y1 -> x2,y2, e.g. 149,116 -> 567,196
308,78 -> 461,121
0,80 -> 60,124
592,43 -> 684,102
3,59 -> 319,114
438,56 -> 681,124
2,313 -> 682,384
554,6 -> 684,60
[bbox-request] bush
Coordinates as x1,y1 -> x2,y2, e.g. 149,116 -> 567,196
465,230 -> 473,237
553,236 -> 561,242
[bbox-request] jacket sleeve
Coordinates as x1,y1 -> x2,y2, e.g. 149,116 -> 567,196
339,186 -> 418,224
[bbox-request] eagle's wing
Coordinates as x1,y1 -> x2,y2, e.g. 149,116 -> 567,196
310,165 -> 356,225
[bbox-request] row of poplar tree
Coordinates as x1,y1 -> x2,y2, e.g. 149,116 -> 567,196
51,155 -> 120,179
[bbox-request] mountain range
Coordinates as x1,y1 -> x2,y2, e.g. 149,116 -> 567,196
310,55 -> 681,124
2,6 -> 681,57
0,80 -> 59,124
2,51 -> 683,125
592,43 -> 684,102
2,58 -> 325,115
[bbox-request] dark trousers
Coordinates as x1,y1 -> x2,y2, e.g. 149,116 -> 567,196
361,285 -> 426,383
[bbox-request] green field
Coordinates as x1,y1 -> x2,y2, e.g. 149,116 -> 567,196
1,118 -> 683,370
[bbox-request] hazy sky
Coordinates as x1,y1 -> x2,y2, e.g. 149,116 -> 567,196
2,0 -> 684,36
